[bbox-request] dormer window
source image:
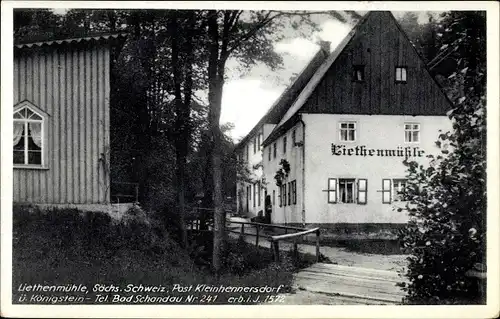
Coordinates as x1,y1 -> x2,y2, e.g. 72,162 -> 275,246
352,65 -> 365,82
395,66 -> 407,83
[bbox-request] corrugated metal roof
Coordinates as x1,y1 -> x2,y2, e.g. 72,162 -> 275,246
15,32 -> 128,49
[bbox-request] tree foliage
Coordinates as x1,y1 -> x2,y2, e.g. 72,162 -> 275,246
399,11 -> 486,304
14,8 -> 363,272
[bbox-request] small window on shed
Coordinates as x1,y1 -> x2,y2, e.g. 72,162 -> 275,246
13,102 -> 47,167
352,65 -> 365,82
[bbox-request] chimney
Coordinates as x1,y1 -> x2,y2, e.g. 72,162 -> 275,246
318,40 -> 331,53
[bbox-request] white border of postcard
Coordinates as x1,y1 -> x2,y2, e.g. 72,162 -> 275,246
2,1 -> 499,318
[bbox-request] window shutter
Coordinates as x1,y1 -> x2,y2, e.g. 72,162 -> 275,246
328,178 -> 337,203
258,182 -> 261,207
293,180 -> 297,204
382,179 -> 392,204
357,179 -> 367,204
283,183 -> 287,206
253,184 -> 256,207
279,185 -> 282,207
288,182 -> 291,206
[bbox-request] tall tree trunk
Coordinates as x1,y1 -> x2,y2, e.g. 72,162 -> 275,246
200,134 -> 213,230
207,11 -> 225,274
170,13 -> 194,249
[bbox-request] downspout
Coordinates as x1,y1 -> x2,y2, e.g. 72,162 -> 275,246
299,115 -> 306,228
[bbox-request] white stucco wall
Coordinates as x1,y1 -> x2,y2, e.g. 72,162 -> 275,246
302,113 -> 452,224
262,122 -> 304,224
236,127 -> 266,216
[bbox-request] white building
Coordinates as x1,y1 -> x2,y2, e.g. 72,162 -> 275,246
235,11 -> 453,237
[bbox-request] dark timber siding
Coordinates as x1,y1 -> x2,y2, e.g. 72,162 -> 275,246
301,11 -> 451,116
13,43 -> 110,204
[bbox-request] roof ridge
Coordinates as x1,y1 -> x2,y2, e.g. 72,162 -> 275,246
235,45 -> 329,148
262,12 -> 371,146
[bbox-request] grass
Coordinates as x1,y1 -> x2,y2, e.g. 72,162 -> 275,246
12,205 -> 315,305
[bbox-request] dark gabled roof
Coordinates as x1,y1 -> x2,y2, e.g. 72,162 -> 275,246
235,46 -> 330,150
14,31 -> 128,49
261,13 -> 369,147
262,11 -> 454,147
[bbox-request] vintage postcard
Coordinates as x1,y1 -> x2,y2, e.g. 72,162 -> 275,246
1,1 -> 499,318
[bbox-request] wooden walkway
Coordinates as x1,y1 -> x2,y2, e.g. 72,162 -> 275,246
292,263 -> 408,304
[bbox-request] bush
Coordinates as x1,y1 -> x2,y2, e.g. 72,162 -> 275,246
222,237 -> 274,275
399,94 -> 486,304
12,204 -> 200,286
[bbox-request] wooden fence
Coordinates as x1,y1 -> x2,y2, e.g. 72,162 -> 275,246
185,209 -> 322,263
226,220 -> 321,263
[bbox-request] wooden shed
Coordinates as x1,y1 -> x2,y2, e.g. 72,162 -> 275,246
13,33 -> 125,205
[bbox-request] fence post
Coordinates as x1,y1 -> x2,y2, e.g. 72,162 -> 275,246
315,229 -> 320,263
273,240 -> 280,262
293,242 -> 298,263
255,225 -> 260,247
240,223 -> 245,238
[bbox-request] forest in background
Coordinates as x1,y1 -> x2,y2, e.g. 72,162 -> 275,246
13,10 -> 486,300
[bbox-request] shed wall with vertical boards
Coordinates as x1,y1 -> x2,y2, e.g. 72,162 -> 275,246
13,39 -> 111,204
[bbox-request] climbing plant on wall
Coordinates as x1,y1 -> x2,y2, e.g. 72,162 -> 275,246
274,159 -> 291,187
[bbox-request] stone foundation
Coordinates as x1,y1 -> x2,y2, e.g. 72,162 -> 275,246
276,223 -> 407,254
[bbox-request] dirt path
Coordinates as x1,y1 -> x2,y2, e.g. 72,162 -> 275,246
228,225 -> 408,273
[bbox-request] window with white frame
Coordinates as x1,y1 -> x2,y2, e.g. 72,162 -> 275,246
405,123 -> 420,143
393,179 -> 407,202
339,179 -> 355,203
339,122 -> 356,142
283,136 -> 287,154
273,142 -> 277,159
395,67 -> 407,83
328,178 -> 367,204
13,105 -> 45,166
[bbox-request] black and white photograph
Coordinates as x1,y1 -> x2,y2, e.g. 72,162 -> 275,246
1,1 -> 499,318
